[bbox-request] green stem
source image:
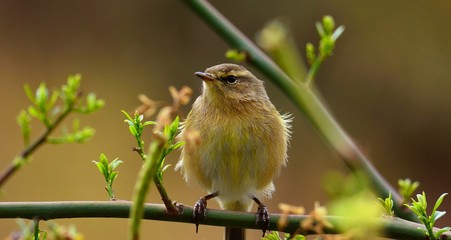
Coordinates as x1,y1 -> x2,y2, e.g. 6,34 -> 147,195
153,176 -> 181,215
33,218 -> 40,240
0,201 -> 447,239
305,57 -> 323,87
0,106 -> 73,188
129,139 -> 165,240
182,0 -> 418,222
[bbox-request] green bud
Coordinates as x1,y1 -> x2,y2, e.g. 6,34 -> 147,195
305,42 -> 316,64
17,110 -> 32,145
256,19 -> 288,51
36,83 -> 49,112
322,15 -> 335,35
225,49 -> 246,62
319,37 -> 335,58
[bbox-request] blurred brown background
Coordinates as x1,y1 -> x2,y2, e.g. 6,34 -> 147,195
1,1 -> 450,239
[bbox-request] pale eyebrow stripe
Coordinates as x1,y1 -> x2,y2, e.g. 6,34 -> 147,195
229,69 -> 247,76
215,69 -> 248,78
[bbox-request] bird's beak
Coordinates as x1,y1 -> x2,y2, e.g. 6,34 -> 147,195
194,72 -> 215,82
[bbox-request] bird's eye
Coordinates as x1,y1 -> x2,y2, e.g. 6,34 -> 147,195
224,75 -> 237,84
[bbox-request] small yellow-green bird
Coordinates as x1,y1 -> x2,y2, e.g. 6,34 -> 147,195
177,63 -> 291,239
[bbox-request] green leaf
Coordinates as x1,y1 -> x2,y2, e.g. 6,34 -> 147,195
433,193 -> 447,214
398,178 -> 420,204
109,159 -> 123,170
76,93 -> 105,114
24,84 -> 36,103
109,171 -> 118,181
161,164 -> 172,173
435,227 -> 451,237
124,119 -> 134,127
170,116 -> 180,132
432,211 -> 446,222
99,153 -> 109,166
36,83 -> 49,112
129,126 -> 138,136
171,141 -> 185,151
142,121 -> 157,127
332,25 -> 346,41
61,74 -> 82,106
28,106 -> 40,119
121,110 -> 133,121
17,110 -> 32,145
417,227 -> 429,236
315,22 -> 325,37
48,91 -> 59,112
378,192 -> 394,216
92,160 -> 108,177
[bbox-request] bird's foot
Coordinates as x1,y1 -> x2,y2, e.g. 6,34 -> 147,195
193,198 -> 208,233
193,191 -> 219,233
256,204 -> 270,237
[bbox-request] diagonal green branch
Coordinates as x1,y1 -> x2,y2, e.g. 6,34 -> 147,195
0,106 -> 73,188
0,201 -> 447,239
182,0 -> 417,222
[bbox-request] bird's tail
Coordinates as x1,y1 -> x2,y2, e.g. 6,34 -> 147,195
225,227 -> 245,240
223,200 -> 252,240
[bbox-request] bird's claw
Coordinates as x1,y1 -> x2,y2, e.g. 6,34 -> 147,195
256,204 -> 270,237
193,198 -> 208,233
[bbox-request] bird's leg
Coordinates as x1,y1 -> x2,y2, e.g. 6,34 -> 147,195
193,191 -> 219,233
252,196 -> 270,237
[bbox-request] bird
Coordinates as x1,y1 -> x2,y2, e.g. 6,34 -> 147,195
176,63 -> 291,239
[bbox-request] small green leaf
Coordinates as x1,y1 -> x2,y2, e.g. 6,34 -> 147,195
28,106 -> 40,119
398,178 -> 420,204
142,121 -> 157,127
99,153 -> 109,166
170,116 -> 180,131
109,159 -> 123,170
109,171 -> 118,181
171,141 -> 185,151
435,227 -> 451,237
332,25 -> 346,41
36,83 -> 49,111
17,110 -> 32,146
378,192 -> 394,217
24,84 -> 36,103
48,91 -> 59,112
121,110 -> 133,121
92,160 -> 108,177
433,193 -> 448,214
315,22 -> 325,37
129,126 -> 138,136
417,227 -> 428,235
124,119 -> 134,127
161,164 -> 172,173
433,211 -> 446,222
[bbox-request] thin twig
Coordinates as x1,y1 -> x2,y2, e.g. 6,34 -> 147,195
182,0 -> 417,221
153,176 -> 182,215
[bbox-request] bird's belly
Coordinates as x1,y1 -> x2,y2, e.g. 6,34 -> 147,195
195,125 -> 276,200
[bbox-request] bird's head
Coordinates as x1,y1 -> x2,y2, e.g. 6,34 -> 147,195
195,63 -> 268,103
